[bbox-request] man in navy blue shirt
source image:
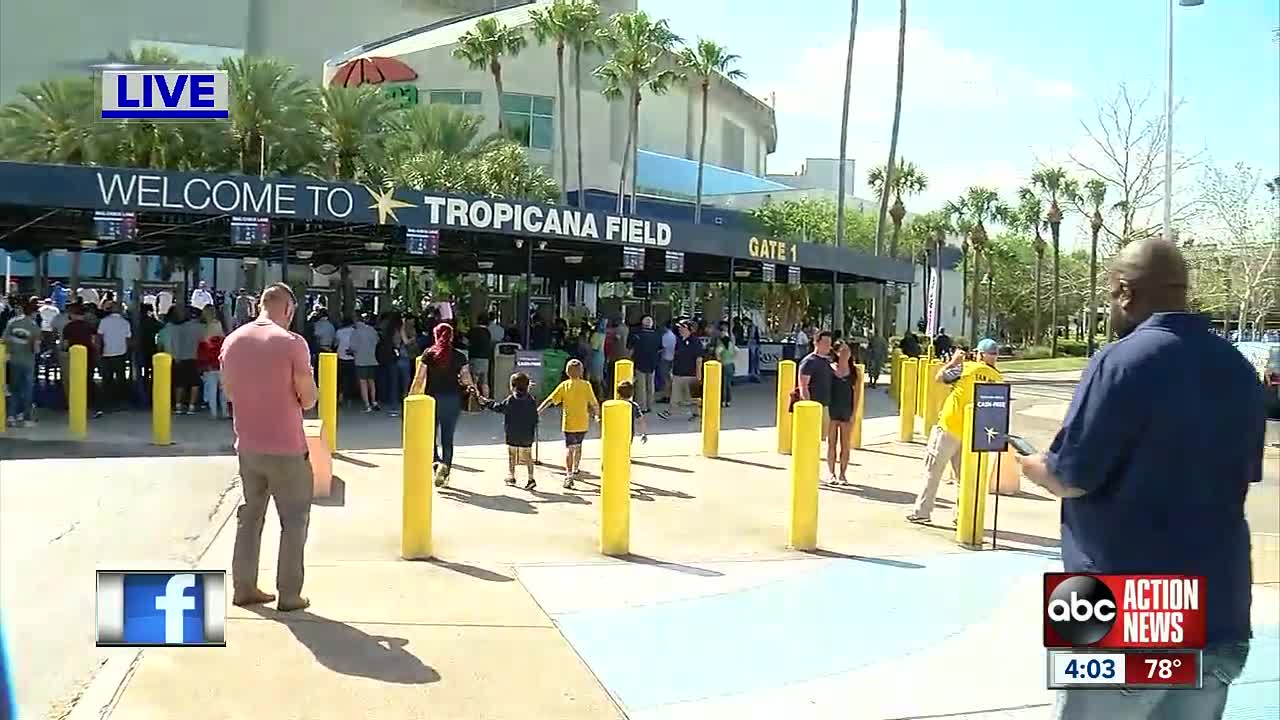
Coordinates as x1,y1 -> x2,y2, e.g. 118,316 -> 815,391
1018,238 -> 1264,719
627,315 -> 663,414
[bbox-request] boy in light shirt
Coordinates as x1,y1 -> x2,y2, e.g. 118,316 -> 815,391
539,359 -> 599,489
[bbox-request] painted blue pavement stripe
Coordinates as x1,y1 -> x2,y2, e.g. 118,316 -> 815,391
552,552 -> 1058,711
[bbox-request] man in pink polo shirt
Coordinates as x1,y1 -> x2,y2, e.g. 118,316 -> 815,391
220,283 -> 318,612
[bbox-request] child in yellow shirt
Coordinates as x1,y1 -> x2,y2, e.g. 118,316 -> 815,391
539,359 -> 599,489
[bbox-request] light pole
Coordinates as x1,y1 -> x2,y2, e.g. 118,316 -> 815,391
1165,0 -> 1204,242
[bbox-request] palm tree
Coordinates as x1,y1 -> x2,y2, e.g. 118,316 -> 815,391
1014,186 -> 1047,344
529,0 -> 576,205
594,11 -> 681,214
0,78 -> 99,164
944,198 -> 973,338
1083,178 -> 1107,356
453,17 -> 528,134
906,209 -> 951,332
310,86 -> 402,182
678,39 -> 745,224
833,0 -> 861,335
562,0 -> 601,210
961,186 -> 1010,344
222,56 -> 316,176
870,0 -> 908,336
1031,167 -> 1078,357
867,160 -> 928,259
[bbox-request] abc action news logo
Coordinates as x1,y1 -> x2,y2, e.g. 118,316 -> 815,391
1043,574 -> 1206,649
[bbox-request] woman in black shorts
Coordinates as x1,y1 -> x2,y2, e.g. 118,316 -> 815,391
826,341 -> 859,486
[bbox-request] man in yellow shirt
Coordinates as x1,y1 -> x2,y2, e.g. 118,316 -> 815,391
540,359 -> 600,489
907,338 -> 1003,525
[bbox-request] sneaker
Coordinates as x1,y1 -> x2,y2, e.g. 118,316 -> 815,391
21,419 -> 36,428
93,410 -> 105,419
439,466 -> 451,488
363,406 -> 374,414
185,407 -> 196,416
656,410 -> 670,420
504,476 -> 517,487
562,474 -> 574,490
524,478 -> 537,491
387,410 -> 400,418
373,403 -> 382,412
905,513 -> 931,524
5,417 -> 15,428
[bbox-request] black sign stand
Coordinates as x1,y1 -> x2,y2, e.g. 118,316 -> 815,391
992,452 -> 1002,550
969,382 -> 1012,551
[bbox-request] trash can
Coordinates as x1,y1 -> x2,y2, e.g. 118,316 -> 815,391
493,342 -> 520,396
541,350 -> 570,393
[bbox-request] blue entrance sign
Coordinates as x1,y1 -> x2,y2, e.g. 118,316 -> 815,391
971,382 -> 1011,453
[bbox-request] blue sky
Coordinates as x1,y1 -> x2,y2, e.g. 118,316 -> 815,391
643,0 -> 1280,248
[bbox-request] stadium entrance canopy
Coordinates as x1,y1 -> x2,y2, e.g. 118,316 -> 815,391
0,161 -> 913,290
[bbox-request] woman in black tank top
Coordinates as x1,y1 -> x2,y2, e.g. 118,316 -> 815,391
826,342 -> 859,486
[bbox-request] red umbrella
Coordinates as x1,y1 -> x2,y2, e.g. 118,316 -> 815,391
329,56 -> 417,88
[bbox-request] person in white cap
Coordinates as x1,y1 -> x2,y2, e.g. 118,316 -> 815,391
190,281 -> 214,310
906,337 -> 1003,525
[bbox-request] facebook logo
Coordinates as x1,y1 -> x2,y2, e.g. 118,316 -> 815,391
96,571 -> 226,647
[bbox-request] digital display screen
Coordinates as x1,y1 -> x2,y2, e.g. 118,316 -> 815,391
788,266 -> 801,286
230,216 -> 270,246
93,211 -> 137,242
405,227 -> 440,256
664,250 -> 684,274
622,247 -> 645,270
762,262 -> 775,283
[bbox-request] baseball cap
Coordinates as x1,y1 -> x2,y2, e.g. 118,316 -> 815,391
976,338 -> 999,354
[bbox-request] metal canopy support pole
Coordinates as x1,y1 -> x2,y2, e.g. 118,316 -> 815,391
522,239 -> 533,348
732,256 -> 742,326
831,271 -> 838,333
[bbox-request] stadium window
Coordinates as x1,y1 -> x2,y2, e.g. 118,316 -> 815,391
429,90 -> 482,106
502,93 -> 554,150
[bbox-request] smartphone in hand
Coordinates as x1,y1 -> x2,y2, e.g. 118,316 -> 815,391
1004,434 -> 1037,456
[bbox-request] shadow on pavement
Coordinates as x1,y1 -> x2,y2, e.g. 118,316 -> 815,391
986,528 -> 1060,548
825,482 -> 917,505
312,478 -> 346,507
333,453 -> 379,469
801,548 -> 927,569
712,455 -> 786,471
632,459 -> 695,474
246,606 -> 441,685
856,444 -> 923,461
425,558 -> 514,582
0,437 -> 235,460
619,554 -> 725,577
438,487 -> 536,514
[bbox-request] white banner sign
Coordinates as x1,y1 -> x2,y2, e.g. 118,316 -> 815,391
926,267 -> 939,337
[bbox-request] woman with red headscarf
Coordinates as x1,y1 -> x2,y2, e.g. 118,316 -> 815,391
409,322 -> 474,487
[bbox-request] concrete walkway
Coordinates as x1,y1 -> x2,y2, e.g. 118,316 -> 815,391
60,413 -> 1277,720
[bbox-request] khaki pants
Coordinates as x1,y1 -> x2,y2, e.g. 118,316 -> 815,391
634,371 -> 655,413
507,446 -> 534,478
232,452 -> 313,600
912,425 -> 962,519
670,376 -> 698,417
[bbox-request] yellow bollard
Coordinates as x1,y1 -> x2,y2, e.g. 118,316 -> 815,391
701,360 -> 722,458
776,359 -> 796,455
955,403 -> 991,548
600,399 -> 632,556
402,393 -> 436,559
319,352 -> 338,451
924,360 -> 946,433
898,358 -> 917,442
890,348 -> 902,401
68,344 -> 87,440
613,358 -> 634,399
0,345 -> 7,433
915,355 -> 929,419
851,363 -> 865,449
152,353 -> 172,445
789,400 -> 822,550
